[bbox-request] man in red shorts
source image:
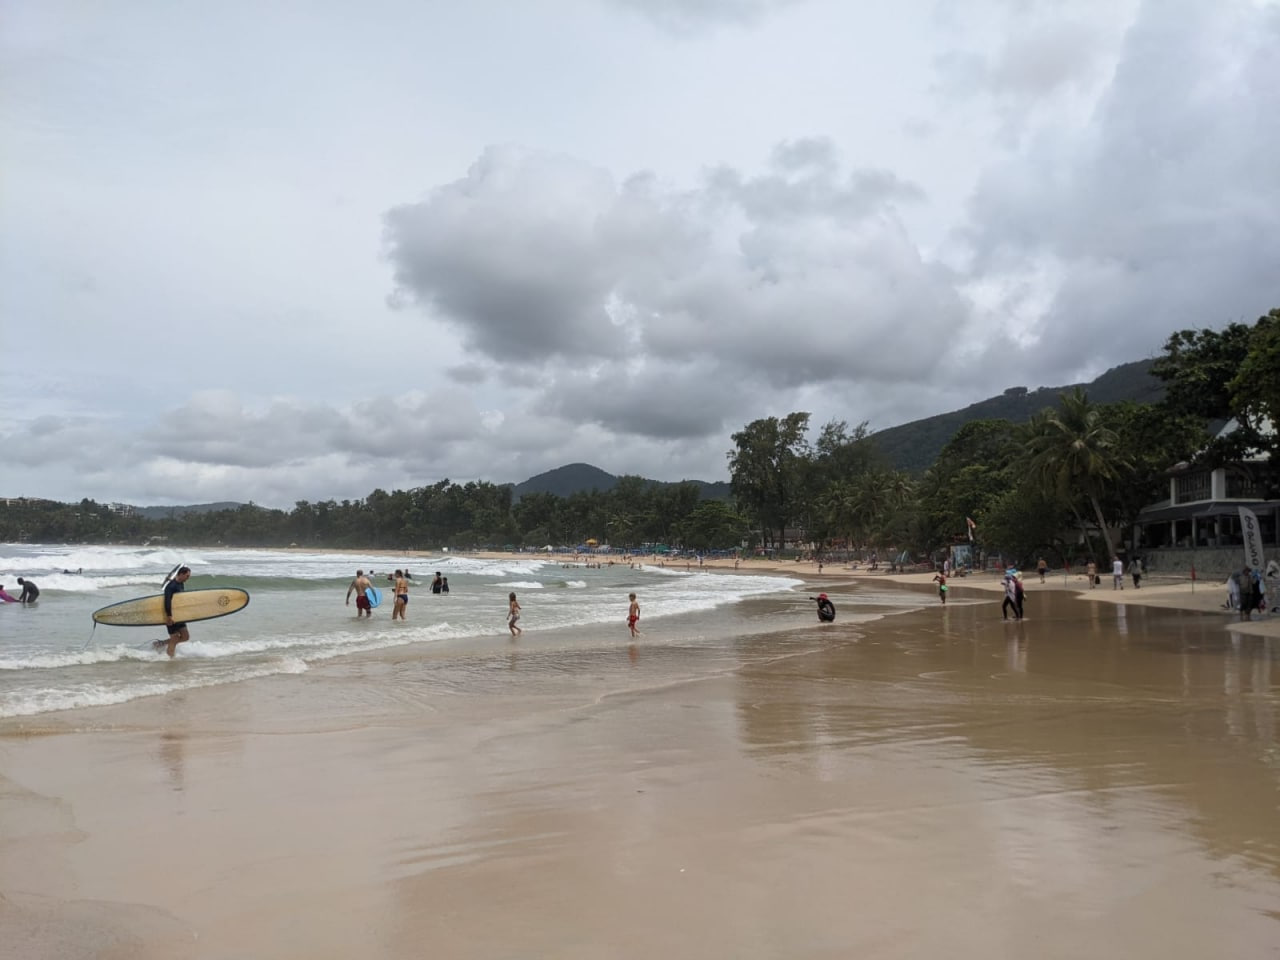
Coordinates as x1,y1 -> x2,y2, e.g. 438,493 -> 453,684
345,569 -> 374,618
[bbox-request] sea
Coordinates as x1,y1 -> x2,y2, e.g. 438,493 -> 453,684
0,544 -> 937,720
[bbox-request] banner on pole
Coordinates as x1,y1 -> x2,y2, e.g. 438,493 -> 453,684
1239,506 -> 1266,571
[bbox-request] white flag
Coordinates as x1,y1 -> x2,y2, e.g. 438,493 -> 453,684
1239,506 -> 1266,571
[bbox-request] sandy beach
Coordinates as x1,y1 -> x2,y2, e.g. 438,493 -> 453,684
2,562 -> 1278,958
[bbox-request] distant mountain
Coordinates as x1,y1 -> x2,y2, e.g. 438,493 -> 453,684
872,359 -> 1163,473
512,462 -> 732,501
134,501 -> 245,520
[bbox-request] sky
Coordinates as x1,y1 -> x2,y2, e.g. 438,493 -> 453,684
2,0 -> 1278,508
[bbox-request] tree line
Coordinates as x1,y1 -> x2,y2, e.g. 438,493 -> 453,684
4,309 -> 1276,560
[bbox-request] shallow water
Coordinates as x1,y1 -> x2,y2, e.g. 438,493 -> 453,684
0,544 -> 846,717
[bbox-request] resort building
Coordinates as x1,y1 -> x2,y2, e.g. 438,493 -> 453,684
1133,419 -> 1278,576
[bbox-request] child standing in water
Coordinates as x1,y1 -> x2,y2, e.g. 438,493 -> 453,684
932,571 -> 948,604
627,593 -> 640,637
507,592 -> 522,637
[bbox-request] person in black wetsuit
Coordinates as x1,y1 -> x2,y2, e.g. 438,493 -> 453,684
156,566 -> 191,657
16,578 -> 39,603
813,593 -> 836,622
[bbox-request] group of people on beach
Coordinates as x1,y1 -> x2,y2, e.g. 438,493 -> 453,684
1080,556 -> 1145,590
1225,563 -> 1275,621
345,569 -> 643,639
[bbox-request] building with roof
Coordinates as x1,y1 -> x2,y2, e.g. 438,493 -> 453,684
1133,418 -> 1277,576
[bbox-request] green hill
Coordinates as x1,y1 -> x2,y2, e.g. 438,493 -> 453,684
134,501 -> 245,520
872,359 -> 1163,473
512,462 -> 731,501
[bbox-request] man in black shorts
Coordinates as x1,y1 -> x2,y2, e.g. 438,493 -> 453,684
157,566 -> 192,657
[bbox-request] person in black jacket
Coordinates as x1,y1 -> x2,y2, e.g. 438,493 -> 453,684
813,593 -> 836,622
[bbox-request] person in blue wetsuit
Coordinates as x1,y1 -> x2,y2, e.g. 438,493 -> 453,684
156,566 -> 192,657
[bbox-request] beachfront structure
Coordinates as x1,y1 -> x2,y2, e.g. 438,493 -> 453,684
1133,419 -> 1278,576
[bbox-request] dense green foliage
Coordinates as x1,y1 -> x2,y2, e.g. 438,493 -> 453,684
0,479 -> 744,552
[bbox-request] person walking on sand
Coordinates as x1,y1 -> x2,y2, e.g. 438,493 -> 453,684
1112,556 -> 1124,590
346,569 -> 374,618
932,571 -> 948,604
1036,558 -> 1048,583
507,592 -> 522,637
392,569 -> 409,620
1086,559 -> 1097,588
627,592 -> 640,637
155,566 -> 192,657
1239,566 -> 1259,622
1001,573 -> 1021,620
1129,556 -> 1143,589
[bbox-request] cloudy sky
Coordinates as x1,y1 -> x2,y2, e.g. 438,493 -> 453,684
3,0 -> 1278,508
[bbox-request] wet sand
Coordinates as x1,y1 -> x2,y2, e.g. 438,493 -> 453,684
2,584 -> 1278,958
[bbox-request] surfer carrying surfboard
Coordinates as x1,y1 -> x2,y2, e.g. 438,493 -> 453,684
158,566 -> 192,657
346,570 -> 375,618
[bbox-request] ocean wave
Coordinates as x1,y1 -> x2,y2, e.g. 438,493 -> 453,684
494,581 -> 544,589
0,658 -> 311,719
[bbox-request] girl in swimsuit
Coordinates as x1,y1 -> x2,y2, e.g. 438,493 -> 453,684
508,592 -> 522,637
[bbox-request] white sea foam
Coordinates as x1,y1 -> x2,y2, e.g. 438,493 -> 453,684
0,658 -> 312,718
0,544 -> 812,719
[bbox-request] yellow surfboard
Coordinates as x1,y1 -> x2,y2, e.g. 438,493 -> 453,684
92,588 -> 250,626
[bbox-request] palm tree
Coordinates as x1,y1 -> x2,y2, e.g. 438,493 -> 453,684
1025,388 -> 1131,561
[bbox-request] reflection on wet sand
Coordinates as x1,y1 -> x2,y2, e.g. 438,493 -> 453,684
733,592 -> 1280,882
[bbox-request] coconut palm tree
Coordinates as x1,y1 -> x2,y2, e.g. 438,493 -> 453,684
1025,388 -> 1131,561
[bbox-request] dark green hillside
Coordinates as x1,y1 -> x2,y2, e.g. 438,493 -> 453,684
134,501 -> 244,520
512,462 -> 731,501
513,463 -> 618,498
872,359 -> 1162,472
